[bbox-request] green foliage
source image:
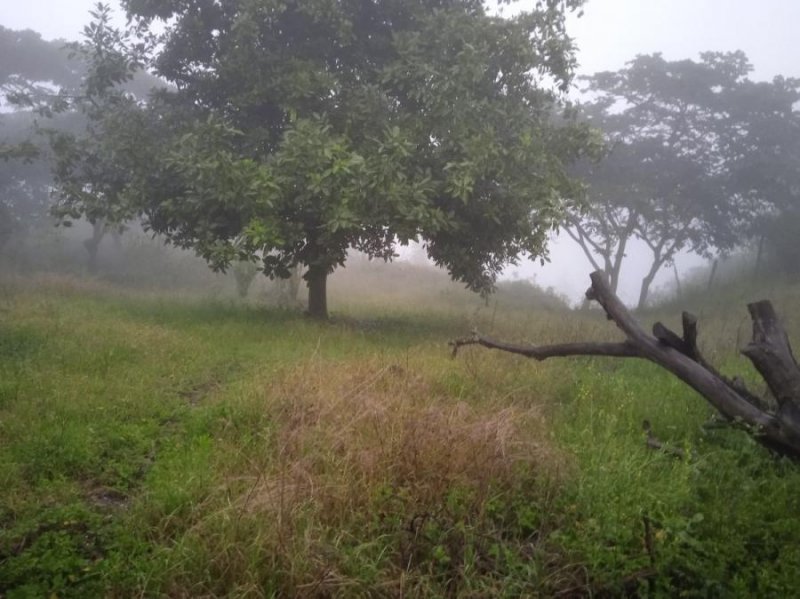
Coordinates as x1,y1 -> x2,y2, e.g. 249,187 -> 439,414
78,0 -> 600,316
572,52 -> 800,308
724,73 -> 800,239
0,14 -> 164,259
0,112 -> 54,252
46,3 -> 153,236
551,359 -> 800,596
0,25 -> 84,110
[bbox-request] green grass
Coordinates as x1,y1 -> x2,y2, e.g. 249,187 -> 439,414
2,275 -> 800,597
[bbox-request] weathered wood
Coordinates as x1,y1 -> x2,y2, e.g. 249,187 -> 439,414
452,270 -> 800,458
643,420 -> 688,459
450,334 -> 642,361
654,315 -> 771,412
742,301 -> 800,407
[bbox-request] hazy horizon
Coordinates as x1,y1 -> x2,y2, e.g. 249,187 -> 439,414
2,0 -> 796,303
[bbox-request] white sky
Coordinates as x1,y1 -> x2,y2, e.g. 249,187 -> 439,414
2,0 -> 797,303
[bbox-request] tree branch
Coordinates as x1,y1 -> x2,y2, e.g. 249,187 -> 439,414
450,333 -> 642,361
451,270 -> 800,458
564,224 -> 604,273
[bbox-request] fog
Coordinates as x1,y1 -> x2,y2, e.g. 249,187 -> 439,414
2,0 -> 798,305
521,0 -> 800,303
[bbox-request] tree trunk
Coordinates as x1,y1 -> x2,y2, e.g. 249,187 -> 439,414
673,263 -> 683,300
637,266 -> 660,311
110,230 -> 123,251
609,263 -> 621,296
609,229 -> 633,295
83,221 -> 106,274
754,235 -> 766,281
707,259 -> 719,290
0,204 -> 13,252
306,266 -> 328,320
451,270 -> 800,459
288,265 -> 303,306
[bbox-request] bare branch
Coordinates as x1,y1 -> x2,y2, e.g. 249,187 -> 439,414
450,333 -> 642,361
451,270 -> 800,458
653,316 -> 772,412
643,420 -> 689,459
563,224 -> 604,273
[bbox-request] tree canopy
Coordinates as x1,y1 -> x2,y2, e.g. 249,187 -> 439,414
569,52 -> 800,308
55,0 -> 599,318
0,26 -> 81,251
0,16 -> 159,262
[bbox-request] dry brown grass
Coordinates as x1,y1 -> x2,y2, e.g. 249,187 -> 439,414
250,359 -> 557,510
202,354 -> 570,595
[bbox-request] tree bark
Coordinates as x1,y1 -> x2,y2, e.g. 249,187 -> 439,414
636,257 -> 664,311
673,264 -> 682,301
0,204 -> 13,252
754,235 -> 766,281
609,211 -> 637,295
83,221 -> 106,274
451,270 -> 800,458
306,266 -> 329,320
707,259 -> 719,290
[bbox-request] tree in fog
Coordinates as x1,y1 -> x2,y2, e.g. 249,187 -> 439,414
0,26 -> 83,254
723,75 -> 800,276
40,5 -> 161,273
0,19 -> 161,269
569,52 -> 799,308
0,26 -> 84,109
94,0 -> 599,319
0,118 -> 46,252
47,5 -> 151,272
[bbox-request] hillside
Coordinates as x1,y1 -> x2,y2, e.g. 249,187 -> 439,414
1,274 -> 800,597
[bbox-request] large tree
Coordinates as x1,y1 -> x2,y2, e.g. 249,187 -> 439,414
85,0 -> 598,318
568,52 -> 797,309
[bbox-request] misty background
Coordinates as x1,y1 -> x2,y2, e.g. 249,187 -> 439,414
1,0 -> 798,304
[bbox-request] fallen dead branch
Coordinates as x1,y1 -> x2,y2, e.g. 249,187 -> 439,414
451,270 -> 800,458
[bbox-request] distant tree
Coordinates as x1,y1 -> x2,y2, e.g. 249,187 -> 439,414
569,52 -> 795,308
232,260 -> 258,298
43,4 -> 155,272
0,15 -> 162,270
722,75 -> 800,276
0,25 -> 83,110
0,116 -> 47,252
101,0 -> 599,318
0,26 -> 82,255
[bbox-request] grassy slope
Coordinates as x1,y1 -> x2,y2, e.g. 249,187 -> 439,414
1,275 -> 800,597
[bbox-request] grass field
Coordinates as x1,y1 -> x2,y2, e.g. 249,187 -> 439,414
2,272 -> 800,597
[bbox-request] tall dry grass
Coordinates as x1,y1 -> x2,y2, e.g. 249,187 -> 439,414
156,355 -> 570,596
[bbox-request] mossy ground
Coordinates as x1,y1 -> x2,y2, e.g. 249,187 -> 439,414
2,274 -> 799,597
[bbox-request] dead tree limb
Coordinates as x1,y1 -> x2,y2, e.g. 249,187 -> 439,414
643,420 -> 688,460
450,334 -> 642,360
450,270 -> 800,458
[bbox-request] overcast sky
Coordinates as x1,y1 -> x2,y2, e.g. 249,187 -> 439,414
2,0 -> 797,302
4,0 -> 797,81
